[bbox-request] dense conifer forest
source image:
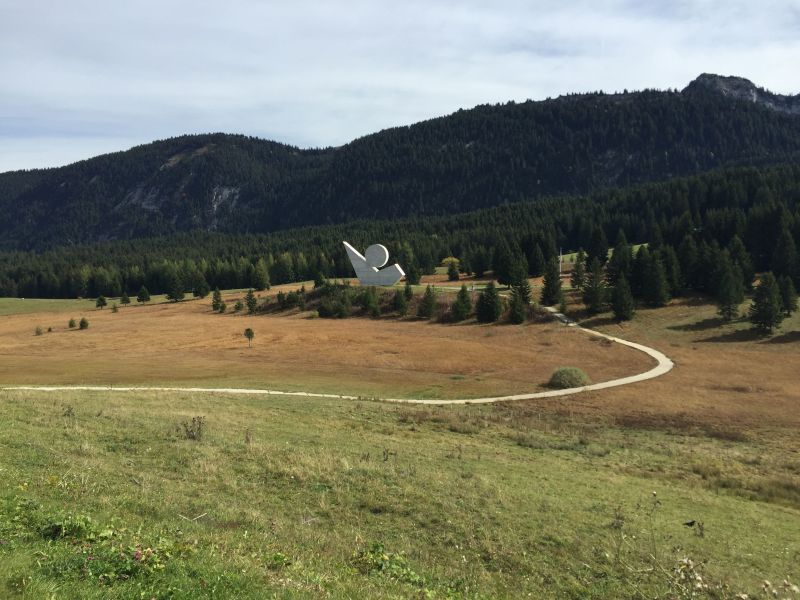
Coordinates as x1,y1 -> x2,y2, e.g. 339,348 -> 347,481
3,76 -> 800,251
1,164 -> 798,301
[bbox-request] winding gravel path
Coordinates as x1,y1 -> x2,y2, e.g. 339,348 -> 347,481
1,308 -> 673,405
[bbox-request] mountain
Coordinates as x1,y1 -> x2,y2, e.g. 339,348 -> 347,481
683,73 -> 800,116
1,73 -> 799,251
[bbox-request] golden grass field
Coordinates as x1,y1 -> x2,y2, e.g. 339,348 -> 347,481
0,285 -> 652,399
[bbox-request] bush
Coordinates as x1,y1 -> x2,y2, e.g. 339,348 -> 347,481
548,367 -> 591,389
34,326 -> 43,336
79,317 -> 89,330
68,318 -> 76,328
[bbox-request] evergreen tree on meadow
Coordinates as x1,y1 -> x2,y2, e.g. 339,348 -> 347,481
417,285 -> 436,319
95,295 -> 107,309
643,254 -> 670,307
245,288 -> 258,314
508,286 -> 527,324
606,231 -> 632,286
392,288 -> 408,316
508,255 -> 529,288
120,291 -> 130,305
540,257 -> 562,306
405,262 -> 422,286
211,287 -> 222,311
749,273 -> 784,334
778,275 -> 798,316
447,261 -> 460,281
452,284 -> 473,322
570,248 -> 586,290
476,281 -> 501,323
404,280 -> 414,301
612,274 -> 635,321
492,240 -> 515,286
137,285 -> 150,304
361,286 -> 380,318
587,226 -> 609,266
253,258 -> 270,291
193,275 -> 211,299
513,277 -> 532,306
582,257 -> 607,315
528,244 -> 546,277
714,253 -> 744,322
165,270 -> 184,302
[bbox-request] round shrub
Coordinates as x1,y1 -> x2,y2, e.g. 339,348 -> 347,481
548,367 -> 591,389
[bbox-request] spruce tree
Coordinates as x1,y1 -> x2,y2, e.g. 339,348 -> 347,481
714,255 -> 744,322
193,276 -> 211,299
245,288 -> 258,314
417,285 -> 436,319
392,289 -> 408,316
514,277 -> 532,306
492,241 -> 514,286
778,275 -> 798,316
95,295 -> 107,309
612,274 -> 635,321
508,287 -> 526,324
570,249 -> 586,290
136,285 -> 150,304
582,257 -> 607,315
404,280 -> 414,301
771,227 -> 798,280
529,244 -> 546,277
476,282 -> 501,323
607,231 -> 632,286
253,258 -> 270,291
540,257 -> 562,306
749,273 -> 784,334
447,261 -> 460,281
728,235 -> 754,291
211,287 -> 222,311
405,262 -> 422,285
588,226 -> 609,266
452,284 -> 472,322
642,254 -> 670,307
120,291 -> 131,305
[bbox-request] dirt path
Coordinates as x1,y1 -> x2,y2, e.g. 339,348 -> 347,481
2,308 -> 673,404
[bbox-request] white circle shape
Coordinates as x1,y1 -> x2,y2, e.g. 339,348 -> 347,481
364,244 -> 389,268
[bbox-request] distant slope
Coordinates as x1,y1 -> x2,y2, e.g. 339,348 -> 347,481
1,73 -> 799,251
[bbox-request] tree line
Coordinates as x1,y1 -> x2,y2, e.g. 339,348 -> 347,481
0,163 -> 798,300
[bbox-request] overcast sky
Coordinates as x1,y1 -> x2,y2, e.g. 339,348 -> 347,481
1,0 -> 798,172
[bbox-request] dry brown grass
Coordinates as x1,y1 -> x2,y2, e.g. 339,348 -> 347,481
0,285 -> 650,399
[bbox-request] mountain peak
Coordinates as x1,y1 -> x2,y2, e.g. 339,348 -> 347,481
683,73 -> 800,115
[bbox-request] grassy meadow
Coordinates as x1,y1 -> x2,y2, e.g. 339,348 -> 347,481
1,388 -> 798,599
0,284 -> 799,598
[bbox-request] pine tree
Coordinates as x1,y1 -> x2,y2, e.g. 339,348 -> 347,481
570,249 -> 586,290
404,280 -> 414,301
362,286 -> 380,318
165,269 -> 184,302
612,274 -> 635,321
607,231 -> 632,286
95,295 -> 107,309
643,254 -> 670,307
508,287 -> 526,324
452,284 -> 472,322
392,289 -> 408,316
417,285 -> 436,319
529,244 -> 546,277
678,235 -> 699,290
244,328 -> 255,348
405,262 -> 422,286
253,258 -> 270,291
120,291 -> 131,305
540,257 -> 562,306
492,240 -> 514,286
771,227 -> 798,280
211,287 -> 222,311
714,254 -> 744,322
749,273 -> 784,334
476,282 -> 501,323
778,275 -> 798,316
193,275 -> 211,299
514,277 -> 532,306
447,261 -> 460,281
728,235 -> 754,291
245,288 -> 258,314
582,257 -> 607,315
631,246 -> 650,298
588,226 -> 609,266
136,285 -> 150,304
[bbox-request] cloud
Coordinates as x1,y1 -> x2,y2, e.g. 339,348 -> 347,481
0,0 -> 798,171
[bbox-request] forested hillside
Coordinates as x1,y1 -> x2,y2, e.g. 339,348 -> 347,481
2,74 -> 800,251
1,163 -> 798,300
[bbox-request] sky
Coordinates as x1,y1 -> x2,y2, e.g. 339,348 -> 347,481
1,0 -> 798,173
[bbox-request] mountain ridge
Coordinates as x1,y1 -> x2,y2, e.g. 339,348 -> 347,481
2,74 -> 799,251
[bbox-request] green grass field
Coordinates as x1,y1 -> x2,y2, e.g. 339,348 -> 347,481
1,389 -> 797,599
